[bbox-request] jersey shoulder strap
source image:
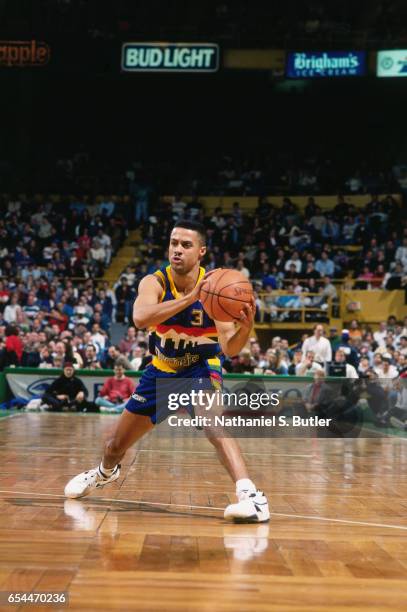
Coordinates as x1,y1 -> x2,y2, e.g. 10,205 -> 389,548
153,265 -> 205,302
153,268 -> 167,303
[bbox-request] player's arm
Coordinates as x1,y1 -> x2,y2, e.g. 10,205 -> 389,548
133,275 -> 198,329
215,299 -> 256,358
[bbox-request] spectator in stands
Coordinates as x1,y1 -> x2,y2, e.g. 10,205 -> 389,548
82,344 -> 102,369
41,362 -> 95,412
296,350 -> 324,376
172,195 -> 187,221
349,320 -> 363,341
115,278 -> 135,324
39,346 -> 54,368
89,239 -> 106,276
327,327 -> 340,353
96,229 -> 112,265
358,356 -> 371,376
0,325 -> 23,368
395,238 -> 407,266
301,324 -> 332,365
23,294 -> 40,321
129,344 -> 147,371
331,348 -> 359,379
373,353 -> 384,376
338,329 -> 359,369
133,182 -> 151,225
95,362 -> 135,414
262,349 -> 288,375
383,263 -> 405,290
236,259 -> 250,279
321,216 -> 339,241
119,327 -> 138,355
303,370 -> 332,412
71,297 -> 93,329
304,261 -> 320,281
381,354 -> 399,379
21,333 -> 41,367
102,345 -> 131,370
3,294 -> 23,325
284,251 -> 302,274
315,251 -> 335,277
288,349 -> 303,375
98,196 -> 115,218
321,276 -> 337,300
374,322 -> 387,347
231,349 -> 256,374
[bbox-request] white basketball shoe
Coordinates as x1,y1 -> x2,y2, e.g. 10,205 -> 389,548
224,490 -> 270,523
64,464 -> 121,499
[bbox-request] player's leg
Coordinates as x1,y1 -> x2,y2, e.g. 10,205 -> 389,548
103,409 -> 154,468
205,431 -> 269,523
194,384 -> 269,523
64,410 -> 153,498
65,366 -> 158,499
205,434 -> 249,480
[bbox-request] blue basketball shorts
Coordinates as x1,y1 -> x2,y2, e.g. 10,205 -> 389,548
125,359 -> 223,424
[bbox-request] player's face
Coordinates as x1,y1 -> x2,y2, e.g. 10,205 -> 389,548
169,228 -> 206,274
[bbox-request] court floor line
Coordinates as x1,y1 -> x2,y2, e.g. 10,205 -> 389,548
1,489 -> 407,531
0,446 -> 314,457
137,449 -> 314,457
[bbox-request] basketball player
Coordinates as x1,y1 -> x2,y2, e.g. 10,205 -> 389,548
65,221 -> 269,523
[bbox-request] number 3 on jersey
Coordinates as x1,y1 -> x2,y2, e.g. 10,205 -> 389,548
191,309 -> 204,326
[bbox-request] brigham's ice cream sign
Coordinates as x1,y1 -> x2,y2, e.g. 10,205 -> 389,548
122,43 -> 219,72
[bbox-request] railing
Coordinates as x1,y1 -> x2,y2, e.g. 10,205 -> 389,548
279,278 -> 344,286
255,292 -> 334,325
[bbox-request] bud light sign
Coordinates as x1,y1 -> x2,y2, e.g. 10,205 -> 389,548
122,43 -> 219,73
287,51 -> 366,78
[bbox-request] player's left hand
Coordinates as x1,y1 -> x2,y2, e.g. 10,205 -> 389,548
186,268 -> 222,306
237,297 -> 256,330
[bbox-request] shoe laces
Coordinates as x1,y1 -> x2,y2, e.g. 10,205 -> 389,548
238,489 -> 262,501
83,468 -> 101,483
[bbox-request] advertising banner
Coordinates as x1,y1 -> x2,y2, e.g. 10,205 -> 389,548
377,50 -> 407,77
122,42 -> 219,72
287,51 -> 366,78
5,369 -> 141,401
0,40 -> 50,67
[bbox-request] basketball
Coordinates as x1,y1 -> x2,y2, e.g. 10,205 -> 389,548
200,269 -> 254,322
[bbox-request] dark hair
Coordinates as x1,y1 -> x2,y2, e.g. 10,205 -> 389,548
173,220 -> 206,245
5,325 -> 18,337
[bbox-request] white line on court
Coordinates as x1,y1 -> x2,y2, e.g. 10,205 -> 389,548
1,489 -> 407,531
137,449 -> 313,457
0,446 -> 314,457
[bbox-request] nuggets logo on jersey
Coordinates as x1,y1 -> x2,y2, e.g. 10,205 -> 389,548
149,265 -> 222,372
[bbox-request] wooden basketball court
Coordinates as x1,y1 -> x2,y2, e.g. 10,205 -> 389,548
0,412 -> 407,611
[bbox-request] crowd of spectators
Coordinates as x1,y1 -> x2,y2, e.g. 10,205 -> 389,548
226,320 -> 407,379
185,155 -> 406,198
141,193 -> 405,321
0,195 -> 127,280
0,193 -> 139,374
225,320 -> 407,429
0,313 -> 151,372
0,188 -> 407,426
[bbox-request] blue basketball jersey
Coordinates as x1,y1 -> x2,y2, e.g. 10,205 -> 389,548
148,265 -> 222,372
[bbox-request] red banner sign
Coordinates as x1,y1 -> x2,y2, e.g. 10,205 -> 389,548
0,40 -> 50,67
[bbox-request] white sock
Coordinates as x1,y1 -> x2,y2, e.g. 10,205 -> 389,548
236,478 -> 256,500
99,462 -> 117,478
